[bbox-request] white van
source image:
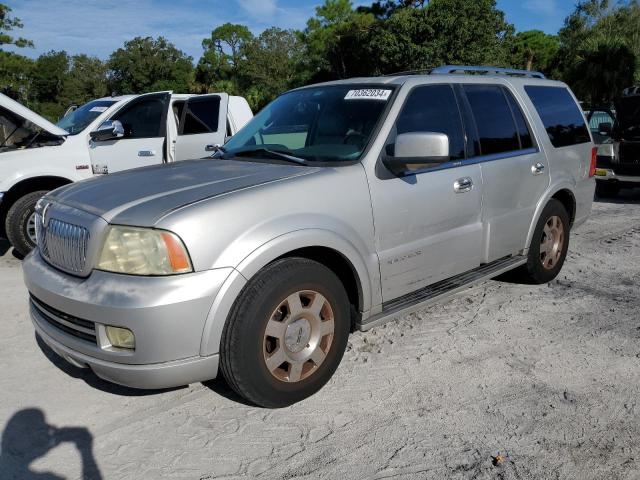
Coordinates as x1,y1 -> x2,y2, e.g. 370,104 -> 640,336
0,92 -> 253,255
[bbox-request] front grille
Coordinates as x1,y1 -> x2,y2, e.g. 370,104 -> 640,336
30,294 -> 97,344
36,215 -> 90,273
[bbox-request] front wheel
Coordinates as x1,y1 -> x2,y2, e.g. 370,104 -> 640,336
220,258 -> 350,408
5,190 -> 48,257
513,199 -> 570,284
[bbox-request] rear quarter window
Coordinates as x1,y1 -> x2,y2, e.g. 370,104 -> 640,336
525,86 -> 591,148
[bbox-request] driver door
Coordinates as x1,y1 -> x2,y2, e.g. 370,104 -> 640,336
173,93 -> 229,161
89,92 -> 170,174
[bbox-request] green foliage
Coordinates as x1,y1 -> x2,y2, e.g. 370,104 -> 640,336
0,3 -> 33,48
241,28 -> 309,109
107,36 -> 194,94
512,30 -> 559,72
554,0 -> 640,104
196,23 -> 253,91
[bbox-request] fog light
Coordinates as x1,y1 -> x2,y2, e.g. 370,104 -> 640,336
105,326 -> 135,349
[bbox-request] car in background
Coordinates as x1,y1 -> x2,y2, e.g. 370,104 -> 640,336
0,92 -> 253,256
590,87 -> 640,197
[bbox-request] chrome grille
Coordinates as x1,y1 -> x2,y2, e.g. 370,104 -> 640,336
30,294 -> 97,344
36,215 -> 90,273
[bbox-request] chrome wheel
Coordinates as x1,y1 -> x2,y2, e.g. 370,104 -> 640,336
540,215 -> 564,270
26,212 -> 37,245
263,290 -> 335,383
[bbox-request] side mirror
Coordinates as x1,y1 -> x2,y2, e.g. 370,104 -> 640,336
383,132 -> 450,175
598,122 -> 613,135
90,120 -> 124,142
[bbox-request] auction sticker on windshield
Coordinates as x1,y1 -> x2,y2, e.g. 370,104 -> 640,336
345,89 -> 392,101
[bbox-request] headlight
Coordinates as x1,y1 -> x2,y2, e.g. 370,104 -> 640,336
97,226 -> 193,275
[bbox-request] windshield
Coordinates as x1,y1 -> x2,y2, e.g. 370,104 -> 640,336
222,85 -> 394,163
56,99 -> 117,135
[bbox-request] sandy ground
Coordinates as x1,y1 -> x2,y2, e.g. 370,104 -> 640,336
1,192 -> 639,480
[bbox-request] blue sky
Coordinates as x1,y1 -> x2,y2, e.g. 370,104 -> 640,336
4,0 -> 573,61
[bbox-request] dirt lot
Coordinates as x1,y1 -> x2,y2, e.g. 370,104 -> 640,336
1,192 -> 639,480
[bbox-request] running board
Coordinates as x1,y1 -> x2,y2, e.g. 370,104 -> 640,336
358,255 -> 527,331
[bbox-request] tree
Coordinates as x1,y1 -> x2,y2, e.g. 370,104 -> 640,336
512,30 -> 559,72
196,23 -> 253,92
0,3 -> 33,48
107,36 -> 194,94
31,50 -> 71,120
241,28 -> 309,109
0,51 -> 34,103
60,55 -> 108,106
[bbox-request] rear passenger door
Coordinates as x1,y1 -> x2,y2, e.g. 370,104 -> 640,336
174,94 -> 229,160
461,84 -> 550,262
369,84 -> 485,302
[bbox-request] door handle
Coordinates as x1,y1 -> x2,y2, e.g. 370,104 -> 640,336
138,150 -> 156,157
531,162 -> 545,175
453,177 -> 473,193
205,144 -> 221,152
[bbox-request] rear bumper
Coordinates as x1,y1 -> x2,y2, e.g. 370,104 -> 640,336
594,168 -> 640,184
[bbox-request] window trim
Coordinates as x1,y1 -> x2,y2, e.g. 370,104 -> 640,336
524,85 -> 592,149
109,92 -> 170,141
178,95 -> 222,136
378,82 -> 468,178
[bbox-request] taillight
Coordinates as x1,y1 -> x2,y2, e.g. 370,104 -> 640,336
589,147 -> 597,177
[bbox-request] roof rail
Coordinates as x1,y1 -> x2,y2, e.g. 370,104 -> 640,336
382,69 -> 431,77
431,65 -> 546,79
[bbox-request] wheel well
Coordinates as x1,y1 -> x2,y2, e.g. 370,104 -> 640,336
551,189 -> 576,226
0,176 -> 72,236
277,246 -> 363,331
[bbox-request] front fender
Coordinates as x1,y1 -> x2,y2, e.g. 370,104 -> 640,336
199,228 -> 379,357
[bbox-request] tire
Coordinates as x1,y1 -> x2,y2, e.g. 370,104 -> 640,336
5,190 -> 48,257
220,257 -> 350,408
513,199 -> 570,284
595,181 -> 620,198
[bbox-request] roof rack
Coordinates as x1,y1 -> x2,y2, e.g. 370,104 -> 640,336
431,65 -> 546,79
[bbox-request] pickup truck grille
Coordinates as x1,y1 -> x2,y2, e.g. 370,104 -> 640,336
36,215 -> 90,273
30,294 -> 97,344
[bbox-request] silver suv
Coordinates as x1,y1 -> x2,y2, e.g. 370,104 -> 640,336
23,66 -> 596,407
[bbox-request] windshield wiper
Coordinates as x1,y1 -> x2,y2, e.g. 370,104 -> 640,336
231,148 -> 308,166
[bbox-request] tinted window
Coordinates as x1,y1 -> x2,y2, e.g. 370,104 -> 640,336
504,90 -> 533,149
525,86 -> 590,148
113,98 -> 165,138
395,84 -> 465,160
587,110 -> 615,144
464,85 -> 520,155
181,97 -> 220,135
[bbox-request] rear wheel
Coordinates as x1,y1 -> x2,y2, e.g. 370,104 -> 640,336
595,181 -> 620,198
513,199 -> 570,284
5,190 -> 48,257
220,258 -> 350,408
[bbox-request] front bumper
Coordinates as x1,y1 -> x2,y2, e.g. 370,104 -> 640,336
23,250 -> 233,389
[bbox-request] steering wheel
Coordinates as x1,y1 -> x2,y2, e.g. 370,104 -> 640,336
343,130 -> 367,145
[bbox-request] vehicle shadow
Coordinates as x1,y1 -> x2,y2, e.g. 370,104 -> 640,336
0,408 -> 103,479
35,334 -> 183,397
594,187 -> 640,204
201,378 -> 256,407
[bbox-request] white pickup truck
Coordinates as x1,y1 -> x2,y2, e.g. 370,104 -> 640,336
0,91 -> 253,256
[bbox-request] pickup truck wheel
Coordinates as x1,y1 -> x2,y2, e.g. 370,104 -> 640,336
220,258 -> 350,408
5,190 -> 48,257
515,199 -> 570,284
595,181 -> 620,198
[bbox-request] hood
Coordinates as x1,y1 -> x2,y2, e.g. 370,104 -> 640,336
613,95 -> 640,139
47,159 -> 318,225
0,93 -> 69,137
